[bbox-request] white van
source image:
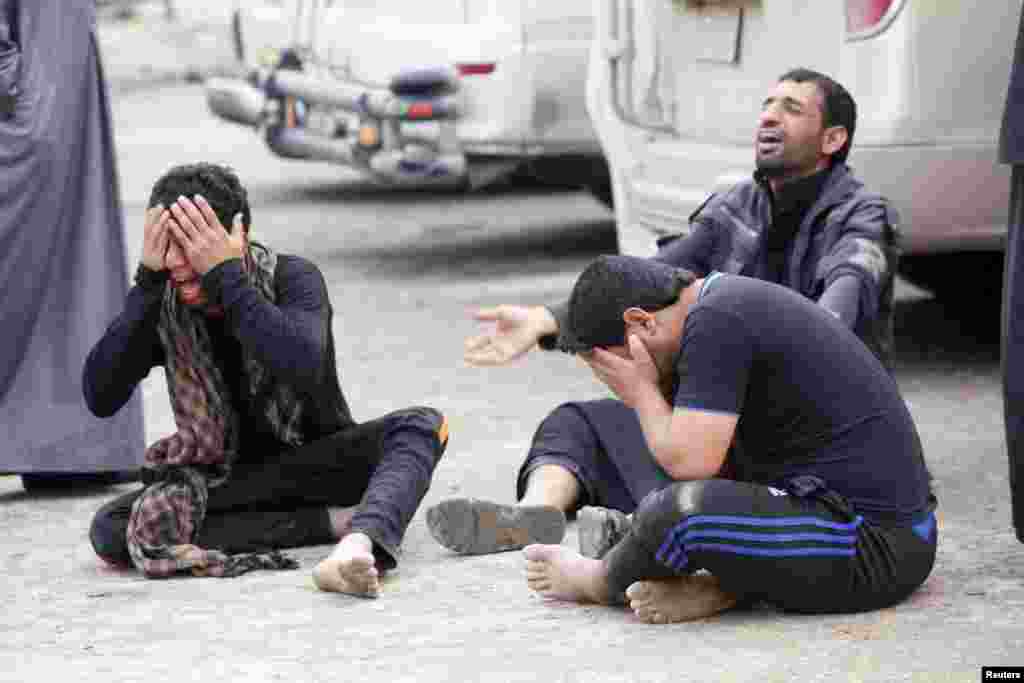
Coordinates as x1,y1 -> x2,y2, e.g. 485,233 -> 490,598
206,0 -> 610,193
586,0 -> 1021,299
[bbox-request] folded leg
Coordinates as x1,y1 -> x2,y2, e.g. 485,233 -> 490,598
89,406 -> 448,574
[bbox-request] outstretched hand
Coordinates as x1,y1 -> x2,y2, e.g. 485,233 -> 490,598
463,305 -> 556,366
582,334 -> 662,408
167,195 -> 245,275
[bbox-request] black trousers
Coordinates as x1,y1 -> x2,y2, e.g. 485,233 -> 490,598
517,399 -> 668,513
521,400 -> 937,612
1004,165 -> 1024,543
603,478 -> 938,614
89,407 -> 447,570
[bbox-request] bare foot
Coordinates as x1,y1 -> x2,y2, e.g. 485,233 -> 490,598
523,544 -> 611,604
313,532 -> 380,598
625,574 -> 738,624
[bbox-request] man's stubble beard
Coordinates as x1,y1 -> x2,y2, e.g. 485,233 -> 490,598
755,154 -> 792,178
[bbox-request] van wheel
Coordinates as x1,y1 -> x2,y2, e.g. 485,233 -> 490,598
899,251 -> 1003,337
586,180 -> 614,209
519,155 -> 612,197
899,252 -> 1003,302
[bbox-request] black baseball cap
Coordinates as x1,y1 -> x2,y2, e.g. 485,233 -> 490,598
565,255 -> 689,352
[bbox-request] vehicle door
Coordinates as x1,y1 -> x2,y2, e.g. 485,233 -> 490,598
521,0 -> 599,148
598,0 -> 844,181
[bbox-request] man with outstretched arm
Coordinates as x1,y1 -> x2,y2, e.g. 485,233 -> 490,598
427,68 -> 902,556
522,255 -> 935,623
85,163 -> 448,596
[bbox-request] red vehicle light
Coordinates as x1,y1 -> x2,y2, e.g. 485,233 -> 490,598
846,0 -> 896,35
456,62 -> 496,76
407,102 -> 435,119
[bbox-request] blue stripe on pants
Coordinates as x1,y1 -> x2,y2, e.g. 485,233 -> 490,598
656,514 -> 863,571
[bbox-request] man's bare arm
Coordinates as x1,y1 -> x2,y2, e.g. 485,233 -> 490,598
586,336 -> 736,480
621,372 -> 735,481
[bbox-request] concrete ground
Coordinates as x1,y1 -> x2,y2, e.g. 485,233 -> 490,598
0,5 -> 1021,682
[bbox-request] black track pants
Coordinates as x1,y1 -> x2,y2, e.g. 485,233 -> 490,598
603,477 -> 937,614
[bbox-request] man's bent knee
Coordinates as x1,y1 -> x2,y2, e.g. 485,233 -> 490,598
387,406 -> 448,463
525,402 -> 602,473
631,479 -> 715,543
538,402 -> 599,437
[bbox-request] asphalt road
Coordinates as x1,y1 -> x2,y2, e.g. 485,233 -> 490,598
1,83 -> 1020,683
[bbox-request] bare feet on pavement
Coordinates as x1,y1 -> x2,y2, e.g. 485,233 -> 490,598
523,544 -> 612,604
625,574 -> 738,624
313,532 -> 380,598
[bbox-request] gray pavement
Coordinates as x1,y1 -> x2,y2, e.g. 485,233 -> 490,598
0,7 -> 1021,683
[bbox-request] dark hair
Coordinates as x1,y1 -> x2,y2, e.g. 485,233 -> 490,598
566,255 -> 696,351
778,68 -> 857,164
148,162 -> 251,231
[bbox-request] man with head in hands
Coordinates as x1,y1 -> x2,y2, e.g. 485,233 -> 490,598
85,163 -> 449,595
522,255 -> 935,622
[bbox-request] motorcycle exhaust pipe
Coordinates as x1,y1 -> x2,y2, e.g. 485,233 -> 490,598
205,78 -> 266,127
267,127 -> 466,187
270,70 -> 460,121
265,127 -> 358,164
369,149 -> 467,187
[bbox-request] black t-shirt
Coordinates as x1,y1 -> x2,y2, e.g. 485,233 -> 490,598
673,274 -> 930,524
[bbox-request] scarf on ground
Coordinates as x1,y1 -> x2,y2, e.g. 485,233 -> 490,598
126,242 -> 303,578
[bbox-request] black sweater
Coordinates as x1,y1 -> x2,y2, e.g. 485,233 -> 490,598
82,255 -> 355,456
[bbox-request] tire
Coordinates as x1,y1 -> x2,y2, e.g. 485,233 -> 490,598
899,251 -> 1003,339
521,155 -> 612,195
900,251 -> 1003,303
586,180 -> 614,209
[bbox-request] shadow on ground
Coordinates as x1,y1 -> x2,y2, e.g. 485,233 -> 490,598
0,480 -> 128,504
341,218 -> 618,279
249,173 -> 586,208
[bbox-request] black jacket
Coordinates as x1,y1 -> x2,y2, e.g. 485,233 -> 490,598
546,164 -> 900,366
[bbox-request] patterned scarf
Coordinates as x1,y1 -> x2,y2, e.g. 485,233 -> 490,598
126,243 -> 303,578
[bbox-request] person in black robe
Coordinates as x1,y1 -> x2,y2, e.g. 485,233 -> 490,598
1000,4 -> 1024,544
0,0 -> 144,489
